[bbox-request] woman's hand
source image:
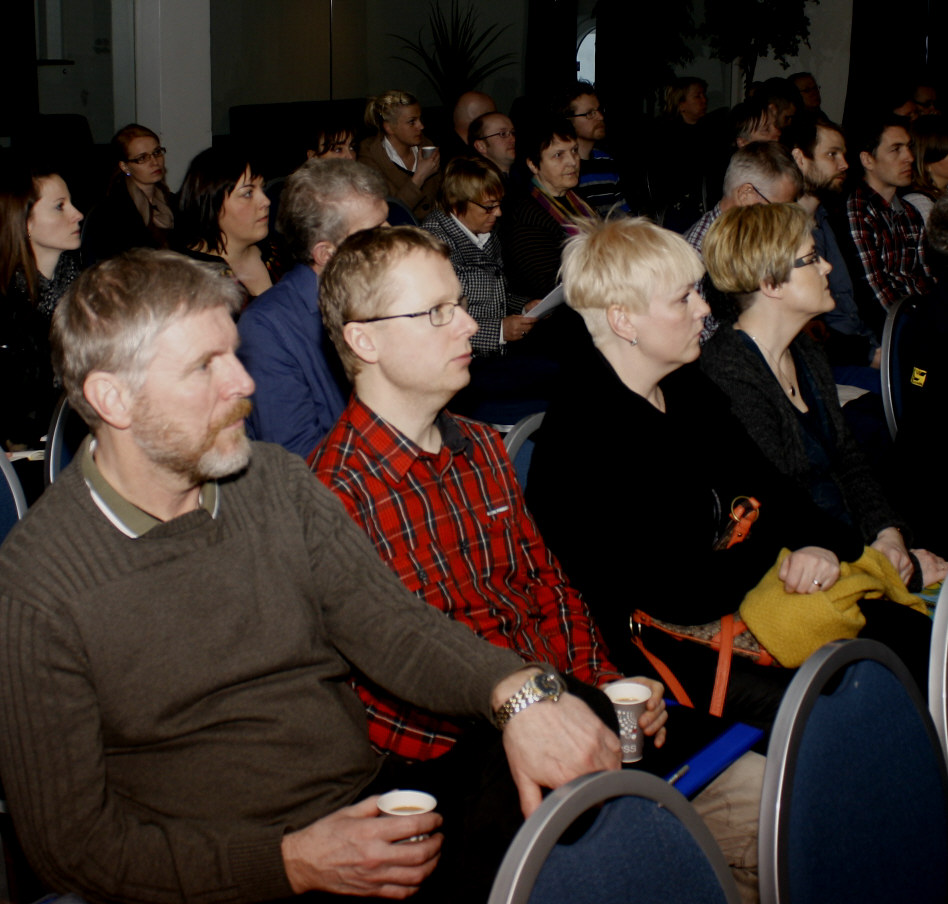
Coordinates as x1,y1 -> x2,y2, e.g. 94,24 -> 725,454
502,314 -> 537,342
911,548 -> 948,588
779,546 -> 841,594
871,527 -> 914,585
412,149 -> 440,185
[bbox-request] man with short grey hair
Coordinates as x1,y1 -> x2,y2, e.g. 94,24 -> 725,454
683,141 -> 804,255
0,248 -> 620,904
238,158 -> 389,456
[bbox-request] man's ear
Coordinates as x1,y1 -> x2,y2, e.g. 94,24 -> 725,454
734,182 -> 756,205
342,323 -> 379,366
607,304 -> 637,343
473,139 -> 487,156
83,371 -> 135,429
311,240 -> 336,271
860,150 -> 875,173
791,147 -> 806,171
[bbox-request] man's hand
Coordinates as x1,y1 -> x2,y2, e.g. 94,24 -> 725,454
630,677 -> 667,748
872,527 -> 914,585
281,796 -> 442,898
493,669 -> 621,817
779,546 -> 841,594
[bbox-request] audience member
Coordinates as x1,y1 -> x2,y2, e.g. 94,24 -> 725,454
422,157 -> 536,356
83,123 -> 174,264
0,159 -> 81,451
684,141 -> 802,254
238,159 -> 388,457
449,90 -> 496,151
701,204 -> 946,628
469,112 -> 517,176
177,145 -> 281,301
651,76 -> 714,232
756,78 -> 800,131
311,223 -> 665,759
904,114 -> 948,223
526,216 -> 862,726
305,118 -> 359,161
731,96 -> 782,148
785,115 -> 881,382
501,116 -> 597,300
845,113 -> 934,323
359,89 -> 441,221
0,247 -> 619,904
790,72 -> 824,115
557,81 -> 631,217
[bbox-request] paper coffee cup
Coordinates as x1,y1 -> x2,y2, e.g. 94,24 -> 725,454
604,680 -> 651,763
377,789 -> 437,841
421,146 -> 437,159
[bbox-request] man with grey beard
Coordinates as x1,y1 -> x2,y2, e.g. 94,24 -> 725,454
0,248 -> 619,904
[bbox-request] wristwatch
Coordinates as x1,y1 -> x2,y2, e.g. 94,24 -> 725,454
493,669 -> 566,728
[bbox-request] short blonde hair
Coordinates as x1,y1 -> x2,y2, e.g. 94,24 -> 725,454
439,156 -> 504,216
560,217 -> 704,344
703,204 -> 813,302
365,90 -> 418,133
321,226 -> 449,380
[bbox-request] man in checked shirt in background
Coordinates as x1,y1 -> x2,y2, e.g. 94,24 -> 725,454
310,225 -> 766,903
845,112 -> 935,336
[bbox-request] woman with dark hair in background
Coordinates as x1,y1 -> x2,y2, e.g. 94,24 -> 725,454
359,89 -> 441,221
0,159 -> 82,451
83,123 -> 174,263
904,115 -> 948,223
306,118 -> 358,161
177,145 -> 281,302
501,116 -> 597,301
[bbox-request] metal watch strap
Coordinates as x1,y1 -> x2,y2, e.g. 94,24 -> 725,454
493,670 -> 565,728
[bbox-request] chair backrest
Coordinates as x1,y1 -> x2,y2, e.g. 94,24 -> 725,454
759,639 -> 948,904
880,293 -> 918,440
488,770 -> 741,904
0,453 -> 28,544
502,411 -> 545,489
45,394 -> 88,486
929,582 -> 948,766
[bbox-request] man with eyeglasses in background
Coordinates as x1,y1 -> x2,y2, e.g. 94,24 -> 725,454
469,111 -> 517,176
557,81 -> 631,217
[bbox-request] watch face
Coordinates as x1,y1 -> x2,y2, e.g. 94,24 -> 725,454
536,672 -> 564,696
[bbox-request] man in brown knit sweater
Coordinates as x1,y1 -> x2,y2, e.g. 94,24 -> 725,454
0,249 -> 619,904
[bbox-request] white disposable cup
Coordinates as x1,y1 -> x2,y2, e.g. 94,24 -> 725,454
604,680 -> 652,763
421,145 -> 438,159
377,789 -> 437,842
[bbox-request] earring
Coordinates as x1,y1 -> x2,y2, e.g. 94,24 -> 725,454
630,338 -> 638,347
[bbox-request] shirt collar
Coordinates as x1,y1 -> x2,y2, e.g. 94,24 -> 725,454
450,213 -> 491,248
382,136 -> 418,172
345,396 -> 473,483
80,436 -> 220,538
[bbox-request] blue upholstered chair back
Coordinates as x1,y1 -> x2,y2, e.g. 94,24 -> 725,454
760,639 -> 948,904
489,770 -> 740,904
0,453 -> 27,544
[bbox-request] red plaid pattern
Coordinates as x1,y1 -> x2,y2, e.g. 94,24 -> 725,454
310,396 -> 620,760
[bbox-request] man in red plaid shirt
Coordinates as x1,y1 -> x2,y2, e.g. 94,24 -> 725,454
310,225 -> 666,762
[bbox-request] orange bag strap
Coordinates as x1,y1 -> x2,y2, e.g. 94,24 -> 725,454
631,635 -> 695,709
709,614 -> 736,717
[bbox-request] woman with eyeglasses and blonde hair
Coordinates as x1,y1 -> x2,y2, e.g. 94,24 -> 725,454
83,123 -> 174,263
359,90 -> 441,221
701,203 -> 947,597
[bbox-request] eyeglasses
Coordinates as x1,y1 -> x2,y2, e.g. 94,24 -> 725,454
793,251 -> 822,268
126,147 -> 167,165
749,184 -> 771,204
569,106 -> 604,120
469,200 -> 502,213
482,128 -> 515,141
347,295 -> 469,328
